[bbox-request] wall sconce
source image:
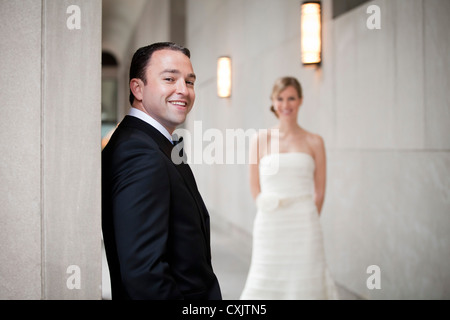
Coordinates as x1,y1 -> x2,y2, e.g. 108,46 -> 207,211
301,1 -> 322,66
217,56 -> 232,98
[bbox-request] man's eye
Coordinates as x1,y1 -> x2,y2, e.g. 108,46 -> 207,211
186,81 -> 195,86
164,78 -> 175,82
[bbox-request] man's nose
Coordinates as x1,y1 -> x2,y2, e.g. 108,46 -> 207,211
176,79 -> 188,94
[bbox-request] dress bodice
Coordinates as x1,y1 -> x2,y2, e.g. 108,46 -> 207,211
259,153 -> 315,197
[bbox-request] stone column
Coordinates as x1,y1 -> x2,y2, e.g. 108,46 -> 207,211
0,0 -> 102,299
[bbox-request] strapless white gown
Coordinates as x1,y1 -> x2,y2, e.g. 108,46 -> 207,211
240,153 -> 339,300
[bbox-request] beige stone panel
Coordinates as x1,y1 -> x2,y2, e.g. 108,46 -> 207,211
393,0 -> 425,149
324,150 -> 450,299
334,8 -> 360,148
338,0 -> 396,149
0,0 -> 43,300
424,0 -> 450,149
41,0 -> 102,299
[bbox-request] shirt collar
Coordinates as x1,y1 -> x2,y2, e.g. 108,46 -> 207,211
127,107 -> 174,144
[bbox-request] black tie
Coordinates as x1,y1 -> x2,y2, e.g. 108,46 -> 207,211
172,134 -> 183,146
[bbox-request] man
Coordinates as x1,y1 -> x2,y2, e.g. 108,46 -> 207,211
102,42 -> 222,300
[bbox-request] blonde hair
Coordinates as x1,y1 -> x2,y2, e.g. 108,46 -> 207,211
270,77 -> 303,118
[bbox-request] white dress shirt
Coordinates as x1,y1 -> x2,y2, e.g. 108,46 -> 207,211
127,107 -> 174,144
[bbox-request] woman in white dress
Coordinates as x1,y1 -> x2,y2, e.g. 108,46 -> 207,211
240,77 -> 339,300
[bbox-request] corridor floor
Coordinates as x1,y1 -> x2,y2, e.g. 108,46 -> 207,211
102,223 -> 362,300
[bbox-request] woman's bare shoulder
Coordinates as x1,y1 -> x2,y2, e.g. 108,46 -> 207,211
304,130 -> 325,151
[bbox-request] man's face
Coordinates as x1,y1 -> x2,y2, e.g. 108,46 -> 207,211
138,49 -> 196,133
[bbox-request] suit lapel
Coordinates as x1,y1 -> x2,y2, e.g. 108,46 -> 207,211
120,116 -> 209,241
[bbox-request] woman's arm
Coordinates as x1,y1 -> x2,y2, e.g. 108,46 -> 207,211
249,133 -> 261,201
311,134 -> 327,215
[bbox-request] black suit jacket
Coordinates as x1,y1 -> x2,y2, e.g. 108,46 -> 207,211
102,116 -> 222,300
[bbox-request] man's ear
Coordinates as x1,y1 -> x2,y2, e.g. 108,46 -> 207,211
130,78 -> 144,101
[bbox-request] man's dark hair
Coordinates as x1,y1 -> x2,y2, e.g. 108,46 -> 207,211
128,42 -> 191,105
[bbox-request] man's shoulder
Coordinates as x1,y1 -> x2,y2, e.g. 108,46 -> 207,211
103,123 -> 160,160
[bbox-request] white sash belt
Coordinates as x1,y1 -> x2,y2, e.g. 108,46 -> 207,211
256,193 -> 313,211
